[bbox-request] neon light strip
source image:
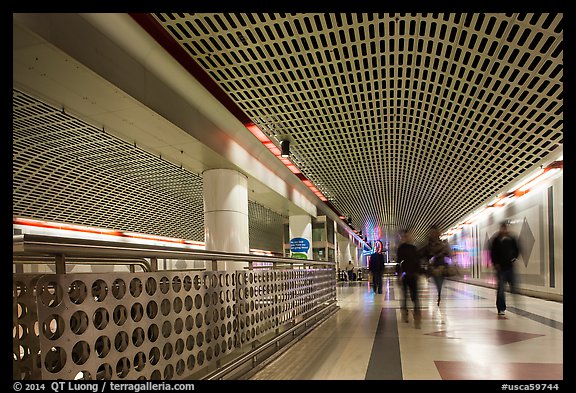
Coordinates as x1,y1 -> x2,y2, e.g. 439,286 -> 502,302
245,123 -> 333,204
14,217 -> 280,255
13,217 -> 205,247
508,168 -> 545,193
445,160 -> 562,237
516,168 -> 560,193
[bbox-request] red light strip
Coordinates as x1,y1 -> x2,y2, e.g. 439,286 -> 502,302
13,217 -> 278,255
13,217 -> 123,236
13,217 -> 205,248
245,123 -> 335,203
246,124 -> 272,143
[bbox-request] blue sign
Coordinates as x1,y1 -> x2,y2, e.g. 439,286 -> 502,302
290,237 -> 310,253
362,242 -> 373,255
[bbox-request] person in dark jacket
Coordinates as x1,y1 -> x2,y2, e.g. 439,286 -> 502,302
489,221 -> 521,315
368,240 -> 385,294
397,229 -> 422,328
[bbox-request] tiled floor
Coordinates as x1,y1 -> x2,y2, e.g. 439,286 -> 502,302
249,275 -> 563,381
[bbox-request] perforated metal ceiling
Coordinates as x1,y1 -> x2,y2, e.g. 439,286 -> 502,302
147,12 -> 563,244
12,89 -> 286,251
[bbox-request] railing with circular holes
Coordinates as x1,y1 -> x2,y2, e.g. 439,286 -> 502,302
13,234 -> 338,380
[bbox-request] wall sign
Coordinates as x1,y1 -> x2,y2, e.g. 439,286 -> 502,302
290,237 -> 310,259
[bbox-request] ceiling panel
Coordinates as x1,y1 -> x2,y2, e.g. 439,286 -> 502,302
144,12 -> 563,245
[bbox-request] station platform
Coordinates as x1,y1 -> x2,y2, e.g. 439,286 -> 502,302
249,276 -> 563,381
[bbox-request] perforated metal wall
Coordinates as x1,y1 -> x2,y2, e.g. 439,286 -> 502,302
12,89 -> 205,241
13,269 -> 336,380
13,89 -> 286,249
248,201 -> 285,253
13,274 -> 44,380
150,13 -> 563,244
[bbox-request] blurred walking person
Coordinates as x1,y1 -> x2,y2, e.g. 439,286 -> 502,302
421,225 -> 451,306
397,229 -> 423,328
489,221 -> 521,315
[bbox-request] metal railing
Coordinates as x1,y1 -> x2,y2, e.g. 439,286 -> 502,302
13,256 -> 152,273
12,234 -> 338,380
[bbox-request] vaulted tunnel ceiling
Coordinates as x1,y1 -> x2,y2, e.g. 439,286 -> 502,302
12,12 -> 563,251
136,12 -> 563,245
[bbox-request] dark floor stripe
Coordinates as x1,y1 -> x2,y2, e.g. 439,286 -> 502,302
365,307 -> 403,380
508,307 -> 563,331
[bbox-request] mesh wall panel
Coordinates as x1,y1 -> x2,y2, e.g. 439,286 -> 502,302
13,89 -> 287,250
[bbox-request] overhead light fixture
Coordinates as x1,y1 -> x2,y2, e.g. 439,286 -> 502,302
280,140 -> 290,157
516,167 -> 561,193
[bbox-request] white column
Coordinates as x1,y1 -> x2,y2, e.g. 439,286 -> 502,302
350,237 -> 358,266
203,168 -> 249,271
289,215 -> 312,260
337,234 -> 351,269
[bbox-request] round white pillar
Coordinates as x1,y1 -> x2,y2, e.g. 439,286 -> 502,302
337,235 -> 351,269
203,168 -> 249,271
288,215 -> 312,260
350,239 -> 359,266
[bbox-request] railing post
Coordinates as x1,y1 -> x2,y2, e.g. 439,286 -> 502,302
55,254 -> 66,274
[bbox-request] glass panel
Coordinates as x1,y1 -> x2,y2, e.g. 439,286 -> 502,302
313,247 -> 325,261
312,223 -> 325,242
327,248 -> 335,262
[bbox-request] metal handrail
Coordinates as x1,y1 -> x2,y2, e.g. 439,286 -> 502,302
13,234 -> 335,269
12,255 -> 152,272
